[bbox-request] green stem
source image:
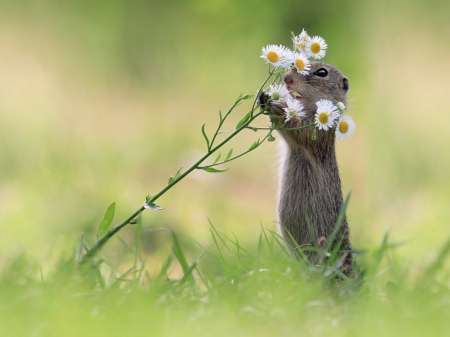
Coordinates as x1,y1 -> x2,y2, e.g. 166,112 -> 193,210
198,131 -> 272,169
79,68 -> 287,264
209,99 -> 241,150
79,108 -> 267,265
247,123 -> 316,131
79,206 -> 145,264
250,67 -> 279,117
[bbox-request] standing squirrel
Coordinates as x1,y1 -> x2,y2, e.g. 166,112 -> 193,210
260,62 -> 352,274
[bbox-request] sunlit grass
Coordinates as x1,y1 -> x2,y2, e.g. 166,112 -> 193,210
1,226 -> 450,337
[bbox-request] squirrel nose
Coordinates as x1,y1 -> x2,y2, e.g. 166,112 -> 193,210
284,74 -> 294,87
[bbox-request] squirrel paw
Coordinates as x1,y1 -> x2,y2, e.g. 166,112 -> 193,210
257,91 -> 287,116
269,100 -> 287,116
257,91 -> 269,107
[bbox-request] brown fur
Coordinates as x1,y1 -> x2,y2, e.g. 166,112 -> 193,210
266,62 -> 352,273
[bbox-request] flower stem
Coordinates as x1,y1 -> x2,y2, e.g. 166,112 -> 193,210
247,123 -> 316,131
79,75 -> 273,265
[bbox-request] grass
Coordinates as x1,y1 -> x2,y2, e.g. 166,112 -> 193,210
1,221 -> 450,337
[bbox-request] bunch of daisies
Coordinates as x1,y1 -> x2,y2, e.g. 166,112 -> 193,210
261,29 -> 355,140
260,29 -> 326,74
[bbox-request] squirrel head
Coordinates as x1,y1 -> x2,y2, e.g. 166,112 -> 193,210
283,62 -> 349,117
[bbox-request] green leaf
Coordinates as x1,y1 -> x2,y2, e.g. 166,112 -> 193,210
202,167 -> 229,173
145,194 -> 152,202
236,111 -> 251,129
235,92 -> 243,104
219,110 -> 223,123
201,124 -> 210,149
242,94 -> 254,100
97,202 -> 115,237
144,202 -> 163,211
167,167 -> 183,184
225,148 -> 233,161
174,166 -> 183,179
168,167 -> 183,184
213,153 -> 221,165
248,139 -> 260,151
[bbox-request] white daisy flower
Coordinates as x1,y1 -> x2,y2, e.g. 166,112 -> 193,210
335,115 -> 356,140
314,99 -> 339,131
260,45 -> 292,68
283,96 -> 305,122
306,36 -> 327,59
292,29 -> 311,53
336,102 -> 346,111
266,84 -> 290,101
292,52 -> 311,75
279,49 -> 295,69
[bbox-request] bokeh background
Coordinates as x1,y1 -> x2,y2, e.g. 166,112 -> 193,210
1,0 -> 449,271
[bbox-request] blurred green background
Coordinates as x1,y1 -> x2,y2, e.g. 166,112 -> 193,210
1,0 -> 449,270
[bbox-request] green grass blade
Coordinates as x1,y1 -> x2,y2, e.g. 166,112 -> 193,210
134,215 -> 143,269
153,255 -> 174,287
208,219 -> 232,254
169,230 -> 195,284
210,227 -> 226,265
77,232 -> 84,262
179,246 -> 211,285
266,229 -> 294,258
95,268 -> 106,290
261,226 -> 274,257
421,236 -> 450,283
326,190 -> 352,250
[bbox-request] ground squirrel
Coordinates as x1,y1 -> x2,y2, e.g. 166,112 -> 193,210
260,62 -> 352,273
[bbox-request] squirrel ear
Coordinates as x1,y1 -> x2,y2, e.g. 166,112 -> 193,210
341,77 -> 349,91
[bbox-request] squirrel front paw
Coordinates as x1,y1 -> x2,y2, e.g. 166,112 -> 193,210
257,91 -> 268,106
269,100 -> 287,116
257,91 -> 287,116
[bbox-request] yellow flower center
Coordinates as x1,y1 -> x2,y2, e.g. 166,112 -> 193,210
310,42 -> 321,54
289,109 -> 296,117
296,43 -> 305,51
266,51 -> 279,63
339,121 -> 349,134
295,58 -> 305,70
318,112 -> 329,124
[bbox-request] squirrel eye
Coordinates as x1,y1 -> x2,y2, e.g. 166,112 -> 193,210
313,68 -> 328,77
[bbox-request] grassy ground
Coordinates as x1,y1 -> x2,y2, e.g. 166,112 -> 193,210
2,225 -> 450,337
